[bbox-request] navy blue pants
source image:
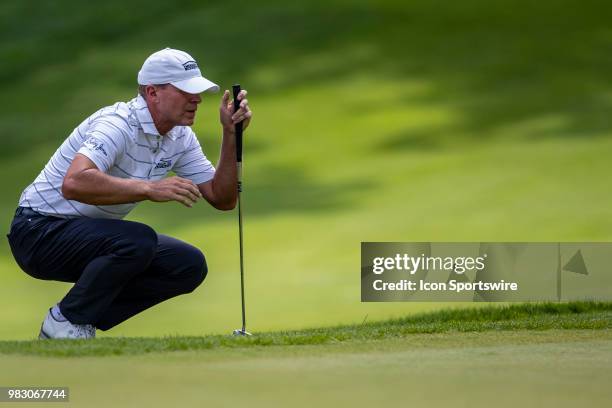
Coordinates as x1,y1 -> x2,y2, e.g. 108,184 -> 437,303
7,207 -> 207,331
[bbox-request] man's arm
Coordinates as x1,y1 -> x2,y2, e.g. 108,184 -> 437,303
63,154 -> 202,207
198,125 -> 237,211
198,89 -> 252,211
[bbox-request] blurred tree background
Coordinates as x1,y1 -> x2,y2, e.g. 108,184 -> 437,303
1,0 -> 611,339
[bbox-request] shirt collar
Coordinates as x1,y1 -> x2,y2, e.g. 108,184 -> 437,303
134,95 -> 179,141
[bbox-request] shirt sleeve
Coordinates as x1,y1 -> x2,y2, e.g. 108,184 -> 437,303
77,115 -> 127,172
172,129 -> 216,185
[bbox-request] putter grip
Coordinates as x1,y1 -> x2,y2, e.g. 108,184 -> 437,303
232,84 -> 243,163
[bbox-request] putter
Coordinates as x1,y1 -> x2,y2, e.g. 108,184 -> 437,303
232,84 -> 251,337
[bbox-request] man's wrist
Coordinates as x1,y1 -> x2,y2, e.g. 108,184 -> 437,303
140,180 -> 152,201
223,125 -> 236,135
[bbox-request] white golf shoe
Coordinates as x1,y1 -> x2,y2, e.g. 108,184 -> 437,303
38,308 -> 96,339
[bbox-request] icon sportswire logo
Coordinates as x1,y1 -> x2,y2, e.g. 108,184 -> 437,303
182,61 -> 198,71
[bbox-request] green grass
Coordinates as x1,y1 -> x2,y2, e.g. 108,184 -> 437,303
0,303 -> 610,407
2,331 -> 610,408
1,2 -> 610,406
1,301 -> 609,357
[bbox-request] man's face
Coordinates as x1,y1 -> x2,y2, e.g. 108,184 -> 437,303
154,84 -> 202,127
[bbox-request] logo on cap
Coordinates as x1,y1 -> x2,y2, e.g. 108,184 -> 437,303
182,61 -> 198,71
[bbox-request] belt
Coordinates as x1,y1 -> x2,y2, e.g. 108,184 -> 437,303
15,207 -> 45,217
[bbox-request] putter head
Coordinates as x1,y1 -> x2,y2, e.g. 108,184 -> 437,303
233,329 -> 252,336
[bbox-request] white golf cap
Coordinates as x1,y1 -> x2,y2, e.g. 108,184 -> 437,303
137,48 -> 219,94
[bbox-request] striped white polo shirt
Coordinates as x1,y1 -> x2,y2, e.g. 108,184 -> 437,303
19,95 -> 216,219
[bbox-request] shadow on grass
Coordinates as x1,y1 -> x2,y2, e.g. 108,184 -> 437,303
2,0 -> 612,158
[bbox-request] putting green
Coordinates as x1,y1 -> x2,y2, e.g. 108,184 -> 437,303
1,302 -> 609,406
1,330 -> 610,407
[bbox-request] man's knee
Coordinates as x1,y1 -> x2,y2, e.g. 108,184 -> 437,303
183,248 -> 207,293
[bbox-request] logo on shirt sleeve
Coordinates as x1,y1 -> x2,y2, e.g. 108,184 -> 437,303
83,136 -> 107,156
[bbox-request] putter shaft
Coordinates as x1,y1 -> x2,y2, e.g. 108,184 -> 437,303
237,162 -> 246,333
232,83 -> 249,336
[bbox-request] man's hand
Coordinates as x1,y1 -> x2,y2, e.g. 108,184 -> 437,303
220,89 -> 252,131
146,176 -> 202,207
